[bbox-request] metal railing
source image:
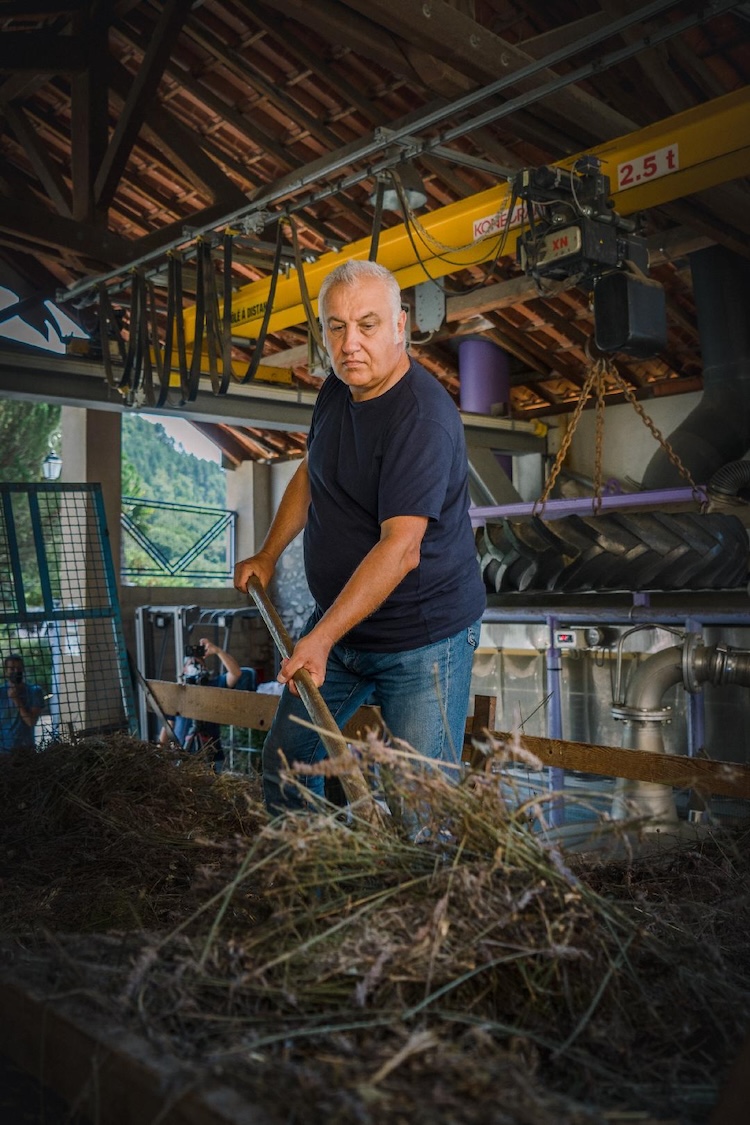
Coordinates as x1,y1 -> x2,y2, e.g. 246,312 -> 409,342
121,495 -> 236,582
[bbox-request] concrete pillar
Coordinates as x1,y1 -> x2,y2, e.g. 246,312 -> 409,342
56,407 -> 123,734
226,459 -> 274,561
61,406 -> 122,578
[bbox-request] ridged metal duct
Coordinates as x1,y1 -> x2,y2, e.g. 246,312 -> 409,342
708,458 -> 750,499
642,245 -> 750,488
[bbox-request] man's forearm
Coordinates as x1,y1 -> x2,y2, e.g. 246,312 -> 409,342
216,648 -> 241,681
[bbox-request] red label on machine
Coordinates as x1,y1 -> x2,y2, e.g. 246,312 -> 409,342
616,143 -> 679,191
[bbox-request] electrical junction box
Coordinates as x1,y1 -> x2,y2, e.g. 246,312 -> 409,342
414,279 -> 446,333
554,629 -> 578,649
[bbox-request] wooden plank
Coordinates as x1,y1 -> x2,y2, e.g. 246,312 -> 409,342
148,682 -> 749,800
465,720 -> 750,800
146,681 -> 384,741
0,976 -> 274,1125
0,30 -> 87,72
710,1029 -> 750,1125
147,679 -> 279,732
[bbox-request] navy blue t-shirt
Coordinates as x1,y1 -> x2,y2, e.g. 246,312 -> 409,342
304,358 -> 486,651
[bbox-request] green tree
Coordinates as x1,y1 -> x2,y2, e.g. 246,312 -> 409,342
0,401 -> 63,608
122,452 -> 145,499
121,416 -> 228,586
0,400 -> 60,482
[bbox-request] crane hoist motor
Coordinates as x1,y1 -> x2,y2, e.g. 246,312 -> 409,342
513,156 -> 667,358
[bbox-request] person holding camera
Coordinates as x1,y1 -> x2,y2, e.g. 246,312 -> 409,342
1,654 -> 45,753
159,638 -> 247,770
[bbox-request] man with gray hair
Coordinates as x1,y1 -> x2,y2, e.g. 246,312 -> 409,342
234,259 -> 485,813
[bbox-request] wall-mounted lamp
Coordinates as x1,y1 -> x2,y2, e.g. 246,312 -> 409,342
41,451 -> 63,481
369,165 -> 427,213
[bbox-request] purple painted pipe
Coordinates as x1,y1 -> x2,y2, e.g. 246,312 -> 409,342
470,485 -> 708,526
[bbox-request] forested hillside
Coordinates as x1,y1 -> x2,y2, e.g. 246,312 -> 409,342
121,415 -> 225,507
0,399 -> 60,482
121,415 -> 229,585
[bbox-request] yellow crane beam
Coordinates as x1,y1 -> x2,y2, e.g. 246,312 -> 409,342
183,85 -> 750,353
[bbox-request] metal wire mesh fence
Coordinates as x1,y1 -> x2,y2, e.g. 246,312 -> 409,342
1,484 -> 137,750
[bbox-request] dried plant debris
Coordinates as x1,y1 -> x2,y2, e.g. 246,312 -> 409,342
1,734 -> 748,1125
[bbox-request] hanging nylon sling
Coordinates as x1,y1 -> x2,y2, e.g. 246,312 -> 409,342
184,240 -> 205,402
368,177 -> 385,262
97,283 -> 128,395
240,218 -> 285,384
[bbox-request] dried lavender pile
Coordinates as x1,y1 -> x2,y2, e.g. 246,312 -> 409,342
1,735 -> 748,1125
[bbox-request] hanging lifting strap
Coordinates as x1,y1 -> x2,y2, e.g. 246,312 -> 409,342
97,282 -> 128,394
159,251 -> 185,407
117,269 -> 149,405
289,216 -> 326,357
368,177 -> 385,263
148,274 -> 169,408
220,230 -> 234,395
240,218 -> 285,384
136,268 -> 155,407
184,240 -> 206,402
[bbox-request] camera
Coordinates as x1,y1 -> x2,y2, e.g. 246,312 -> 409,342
183,660 -> 209,686
183,666 -> 210,685
185,643 -> 205,659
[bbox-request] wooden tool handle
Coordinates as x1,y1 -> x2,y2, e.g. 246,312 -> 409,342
246,576 -> 382,822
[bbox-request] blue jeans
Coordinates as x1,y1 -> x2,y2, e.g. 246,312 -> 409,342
262,616 -> 482,812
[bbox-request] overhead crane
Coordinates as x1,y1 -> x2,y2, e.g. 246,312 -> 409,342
181,85 -> 750,360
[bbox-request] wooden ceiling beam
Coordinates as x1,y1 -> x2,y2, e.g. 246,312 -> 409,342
517,12 -> 614,57
0,3 -> 87,13
0,31 -> 87,72
108,61 -> 247,207
598,0 -> 694,117
94,0 -> 188,209
112,23 -> 297,173
264,0 -> 437,89
0,196 -> 132,264
2,102 -> 72,218
0,245 -> 74,307
181,19 -> 346,154
189,422 -> 250,467
246,4 -> 383,127
70,7 -> 109,224
337,0 -> 637,141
